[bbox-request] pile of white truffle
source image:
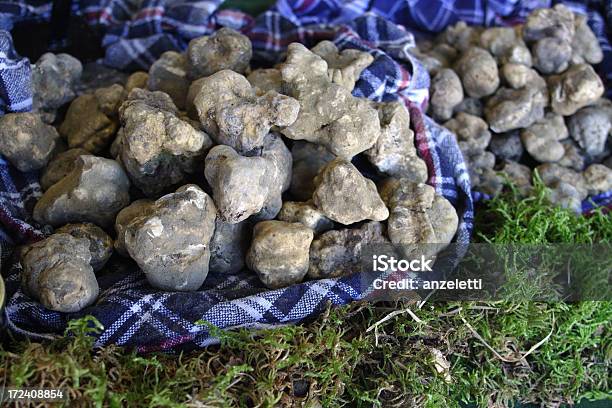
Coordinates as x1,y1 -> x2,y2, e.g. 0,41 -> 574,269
0,28 -> 459,312
419,4 -> 612,211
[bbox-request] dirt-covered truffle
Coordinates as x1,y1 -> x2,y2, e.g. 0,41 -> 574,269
523,4 -> 575,43
443,112 -> 491,154
479,27 -> 518,57
429,68 -> 464,121
123,185 -> 216,291
500,63 -> 543,89
499,160 -> 532,195
484,87 -> 545,132
567,103 -> 612,158
521,112 -> 569,163
187,28 -> 252,79
247,68 -> 282,94
489,131 -> 523,162
454,47 -> 499,98
311,40 -> 374,91
380,178 -> 458,256
21,233 -> 98,312
0,112 -> 59,172
365,101 -> 428,183
115,88 -> 213,196
279,42 -> 381,160
60,84 -> 126,154
33,155 -> 131,228
441,21 -> 481,52
548,64 -> 604,116
571,14 -> 603,65
312,159 -> 389,225
114,199 -> 155,256
246,220 -> 314,289
308,221 -> 389,279
532,37 -> 572,75
205,134 -> 291,223
31,53 -> 82,122
583,164 -> 612,195
147,51 -> 190,109
125,71 -> 149,92
40,148 -> 89,190
193,69 -> 299,154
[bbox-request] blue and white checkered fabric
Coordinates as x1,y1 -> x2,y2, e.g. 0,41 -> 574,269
0,31 -> 31,114
0,0 -> 609,351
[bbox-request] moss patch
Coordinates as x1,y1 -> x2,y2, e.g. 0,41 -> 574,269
1,178 -> 610,407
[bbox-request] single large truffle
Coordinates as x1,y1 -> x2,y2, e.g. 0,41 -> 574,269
21,233 -> 98,312
567,104 -> 612,157
454,47 -> 499,98
484,87 -> 545,133
123,185 -> 217,291
429,68 -> 464,121
31,53 -> 82,122
193,69 -> 299,154
365,101 -> 428,183
0,112 -> 59,172
205,134 -> 291,223
60,84 -> 126,154
521,112 -> 569,163
279,43 -> 381,160
115,88 -> 213,196
187,28 -> 252,79
380,178 -> 458,258
246,220 -> 314,289
523,4 -> 575,43
147,51 -> 190,109
443,112 -> 491,154
312,159 -> 389,225
33,155 -> 131,228
548,64 -> 604,116
308,221 -> 389,279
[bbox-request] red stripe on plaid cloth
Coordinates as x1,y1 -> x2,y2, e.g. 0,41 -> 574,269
295,0 -> 317,14
397,65 -> 411,91
84,9 -> 115,25
405,99 -> 436,189
0,207 -> 43,244
135,7 -> 164,20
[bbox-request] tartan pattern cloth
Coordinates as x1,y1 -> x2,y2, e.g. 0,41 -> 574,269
0,0 -> 607,350
0,30 -> 31,114
1,11 -> 475,350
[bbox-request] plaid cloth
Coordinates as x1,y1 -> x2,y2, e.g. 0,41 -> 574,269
0,30 -> 31,114
0,0 -> 608,350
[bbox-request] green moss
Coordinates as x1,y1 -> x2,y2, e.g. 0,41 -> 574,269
1,178 -> 610,407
